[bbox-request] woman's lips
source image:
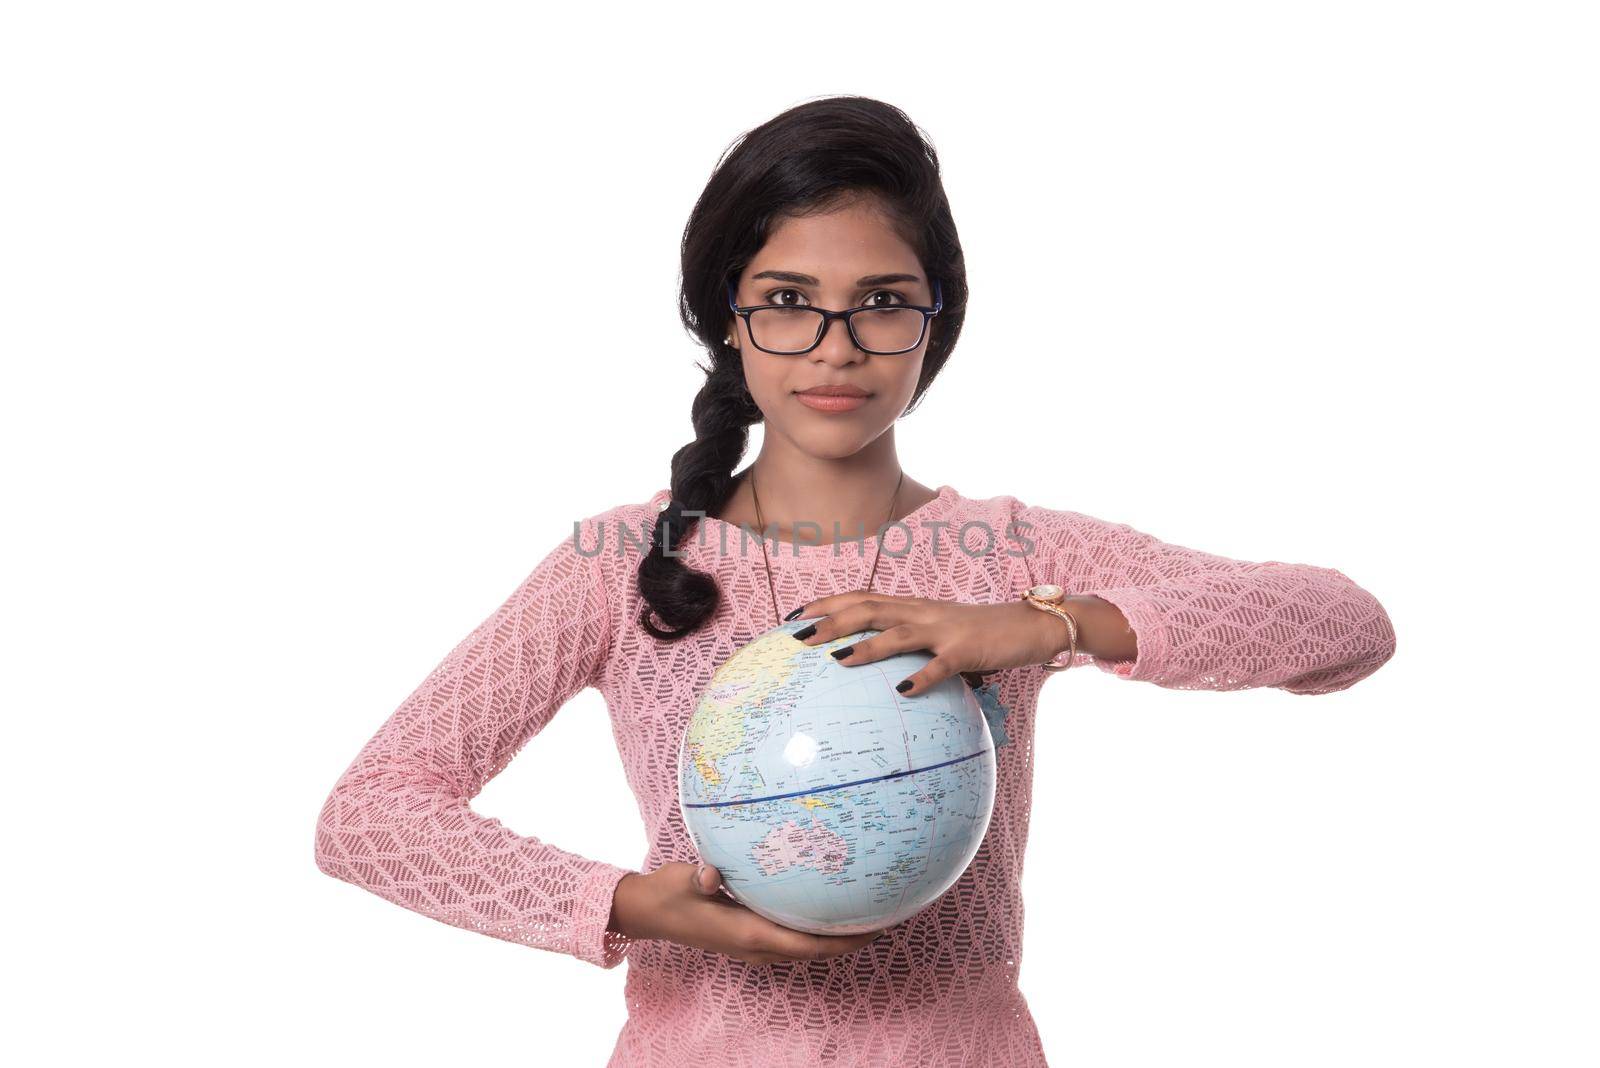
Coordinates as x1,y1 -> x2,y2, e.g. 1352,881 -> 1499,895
794,391 -> 870,412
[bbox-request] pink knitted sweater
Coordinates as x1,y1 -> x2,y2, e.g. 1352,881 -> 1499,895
314,485 -> 1395,1067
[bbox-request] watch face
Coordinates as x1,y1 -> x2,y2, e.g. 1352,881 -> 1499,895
1028,583 -> 1064,601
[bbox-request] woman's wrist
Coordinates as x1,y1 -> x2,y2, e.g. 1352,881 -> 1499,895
609,871 -> 650,940
1025,599 -> 1079,662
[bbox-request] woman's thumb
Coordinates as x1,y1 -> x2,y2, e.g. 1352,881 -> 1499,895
694,863 -> 722,895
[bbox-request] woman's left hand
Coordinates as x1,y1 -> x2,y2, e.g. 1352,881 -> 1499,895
789,592 -> 1075,697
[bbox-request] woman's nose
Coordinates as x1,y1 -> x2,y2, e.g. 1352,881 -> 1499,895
809,315 -> 868,365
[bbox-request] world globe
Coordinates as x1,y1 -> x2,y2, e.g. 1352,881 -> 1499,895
677,617 -> 998,936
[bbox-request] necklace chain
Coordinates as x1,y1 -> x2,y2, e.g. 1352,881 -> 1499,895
749,470 -> 904,627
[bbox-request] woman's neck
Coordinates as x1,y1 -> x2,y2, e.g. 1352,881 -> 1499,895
715,445 -> 938,544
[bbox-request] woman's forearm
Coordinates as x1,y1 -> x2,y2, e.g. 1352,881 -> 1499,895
1062,594 -> 1137,662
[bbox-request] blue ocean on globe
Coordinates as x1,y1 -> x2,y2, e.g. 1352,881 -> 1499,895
677,617 -> 1000,936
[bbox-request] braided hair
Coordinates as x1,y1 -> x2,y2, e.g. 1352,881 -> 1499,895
637,95 -> 969,641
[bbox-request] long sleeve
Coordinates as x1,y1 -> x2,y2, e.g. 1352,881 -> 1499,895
313,523 -> 638,968
1011,502 -> 1396,695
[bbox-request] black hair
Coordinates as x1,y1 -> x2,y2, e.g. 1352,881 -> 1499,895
636,95 -> 969,641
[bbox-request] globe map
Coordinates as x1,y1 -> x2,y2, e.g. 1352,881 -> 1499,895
677,618 -> 1003,935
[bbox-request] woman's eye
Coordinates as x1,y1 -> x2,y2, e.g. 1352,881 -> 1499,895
764,288 -> 908,307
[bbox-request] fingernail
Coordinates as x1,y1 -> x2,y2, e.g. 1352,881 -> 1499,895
784,606 -> 805,621
793,623 -> 816,640
895,679 -> 912,693
830,645 -> 854,660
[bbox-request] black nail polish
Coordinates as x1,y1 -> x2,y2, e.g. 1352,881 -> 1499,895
784,606 -> 805,621
895,679 -> 912,693
793,623 -> 816,640
831,645 -> 854,660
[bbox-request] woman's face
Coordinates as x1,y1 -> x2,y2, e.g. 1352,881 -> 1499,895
728,196 -> 932,461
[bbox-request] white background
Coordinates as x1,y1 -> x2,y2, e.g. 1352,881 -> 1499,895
5,2 -> 1595,1065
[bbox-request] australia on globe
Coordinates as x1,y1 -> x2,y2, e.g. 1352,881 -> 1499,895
677,617 -> 1000,936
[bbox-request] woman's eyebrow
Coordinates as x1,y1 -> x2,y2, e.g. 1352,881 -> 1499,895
749,270 -> 922,286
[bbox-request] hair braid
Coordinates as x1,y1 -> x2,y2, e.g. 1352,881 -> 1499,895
636,361 -> 760,640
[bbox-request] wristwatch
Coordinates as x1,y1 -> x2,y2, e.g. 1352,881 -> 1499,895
1022,583 -> 1080,673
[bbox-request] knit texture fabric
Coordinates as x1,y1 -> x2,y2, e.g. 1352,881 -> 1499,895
314,485 -> 1396,1067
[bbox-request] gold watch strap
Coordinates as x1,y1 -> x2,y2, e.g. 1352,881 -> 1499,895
1023,592 -> 1080,672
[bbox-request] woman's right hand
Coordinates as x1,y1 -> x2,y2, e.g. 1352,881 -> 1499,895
609,862 -> 887,965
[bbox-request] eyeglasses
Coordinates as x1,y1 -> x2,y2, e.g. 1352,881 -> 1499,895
726,279 -> 943,356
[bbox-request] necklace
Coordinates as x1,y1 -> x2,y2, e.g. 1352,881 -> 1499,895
749,469 -> 904,627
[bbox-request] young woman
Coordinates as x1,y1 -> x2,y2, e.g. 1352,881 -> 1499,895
314,95 -> 1396,1067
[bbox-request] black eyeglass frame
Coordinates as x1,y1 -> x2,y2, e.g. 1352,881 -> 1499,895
725,278 -> 944,356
